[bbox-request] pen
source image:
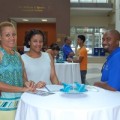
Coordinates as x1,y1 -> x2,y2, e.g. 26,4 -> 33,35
45,86 -> 51,92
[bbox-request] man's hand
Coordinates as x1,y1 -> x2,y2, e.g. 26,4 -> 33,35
67,58 -> 73,62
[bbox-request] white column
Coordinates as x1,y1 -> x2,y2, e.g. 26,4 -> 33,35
115,0 -> 120,32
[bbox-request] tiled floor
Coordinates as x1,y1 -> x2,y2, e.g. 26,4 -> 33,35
86,63 -> 103,85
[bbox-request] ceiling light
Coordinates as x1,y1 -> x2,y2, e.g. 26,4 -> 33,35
41,19 -> 47,22
22,19 -> 29,22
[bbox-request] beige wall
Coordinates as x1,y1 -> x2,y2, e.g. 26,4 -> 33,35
70,0 -> 116,29
70,16 -> 112,28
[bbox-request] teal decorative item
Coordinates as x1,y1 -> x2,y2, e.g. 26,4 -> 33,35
56,50 -> 64,63
60,82 -> 87,93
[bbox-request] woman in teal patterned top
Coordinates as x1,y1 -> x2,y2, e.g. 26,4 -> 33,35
0,21 -> 36,120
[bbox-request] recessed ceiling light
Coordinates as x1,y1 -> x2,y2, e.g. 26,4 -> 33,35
41,19 -> 47,22
22,19 -> 29,22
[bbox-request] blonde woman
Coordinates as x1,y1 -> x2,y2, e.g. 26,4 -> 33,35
0,21 -> 35,120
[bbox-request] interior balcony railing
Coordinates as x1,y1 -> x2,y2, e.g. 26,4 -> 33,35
70,0 -> 111,3
70,1 -> 113,9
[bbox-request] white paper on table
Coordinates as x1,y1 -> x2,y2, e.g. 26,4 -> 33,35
37,85 -> 63,92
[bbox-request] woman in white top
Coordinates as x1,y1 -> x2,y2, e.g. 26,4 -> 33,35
22,29 -> 60,87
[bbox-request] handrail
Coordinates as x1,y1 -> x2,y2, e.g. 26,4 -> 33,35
70,0 -> 110,4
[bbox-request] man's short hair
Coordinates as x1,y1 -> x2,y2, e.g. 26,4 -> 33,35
78,35 -> 86,43
64,36 -> 71,42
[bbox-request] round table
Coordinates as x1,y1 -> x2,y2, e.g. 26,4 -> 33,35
55,62 -> 81,84
15,85 -> 120,120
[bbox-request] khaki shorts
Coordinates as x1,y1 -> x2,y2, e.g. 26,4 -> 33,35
0,110 -> 16,120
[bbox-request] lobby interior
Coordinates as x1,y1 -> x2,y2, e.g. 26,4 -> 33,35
0,0 -> 119,85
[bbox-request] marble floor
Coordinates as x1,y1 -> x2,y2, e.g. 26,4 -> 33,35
86,63 -> 103,85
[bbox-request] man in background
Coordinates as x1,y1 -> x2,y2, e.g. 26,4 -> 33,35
67,35 -> 88,84
77,35 -> 87,84
94,30 -> 120,91
62,36 -> 75,61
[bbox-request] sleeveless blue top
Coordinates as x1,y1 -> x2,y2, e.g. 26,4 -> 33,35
0,47 -> 23,111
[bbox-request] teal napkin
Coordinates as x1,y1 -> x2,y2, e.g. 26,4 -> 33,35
60,82 -> 87,93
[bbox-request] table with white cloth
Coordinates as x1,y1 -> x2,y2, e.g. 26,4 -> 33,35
55,62 -> 81,84
15,85 -> 120,120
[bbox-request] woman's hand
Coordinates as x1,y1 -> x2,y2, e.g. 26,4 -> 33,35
24,80 -> 35,88
35,81 -> 46,88
22,86 -> 36,92
24,80 -> 36,92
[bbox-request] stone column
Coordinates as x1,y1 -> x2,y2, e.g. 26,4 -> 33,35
115,0 -> 120,32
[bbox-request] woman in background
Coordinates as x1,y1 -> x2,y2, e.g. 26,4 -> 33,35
46,43 -> 60,60
0,21 -> 35,120
22,29 -> 60,86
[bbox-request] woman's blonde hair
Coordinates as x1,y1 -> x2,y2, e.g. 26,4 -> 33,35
0,21 -> 15,36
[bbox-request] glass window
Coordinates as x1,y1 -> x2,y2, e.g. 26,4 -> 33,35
70,0 -> 79,3
85,34 -> 93,54
96,0 -> 108,3
80,0 -> 93,3
70,27 -> 107,55
70,0 -> 108,3
70,27 -> 76,34
76,28 -> 84,34
95,28 -> 100,33
94,33 -> 101,47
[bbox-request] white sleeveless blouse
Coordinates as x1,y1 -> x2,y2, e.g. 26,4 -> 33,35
21,52 -> 52,84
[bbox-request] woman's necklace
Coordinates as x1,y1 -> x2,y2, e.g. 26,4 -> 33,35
3,48 -> 14,55
8,50 -> 14,55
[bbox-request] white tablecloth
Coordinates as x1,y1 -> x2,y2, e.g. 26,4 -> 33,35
15,85 -> 120,120
55,62 -> 81,83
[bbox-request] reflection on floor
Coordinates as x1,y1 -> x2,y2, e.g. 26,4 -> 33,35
86,63 -> 103,85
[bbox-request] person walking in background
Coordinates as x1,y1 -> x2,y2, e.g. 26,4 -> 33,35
62,36 -> 75,61
46,43 -> 60,60
94,30 -> 120,91
22,29 -> 60,86
0,21 -> 35,120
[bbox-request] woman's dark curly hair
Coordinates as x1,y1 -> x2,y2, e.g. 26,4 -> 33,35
24,29 -> 45,48
50,43 -> 60,51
